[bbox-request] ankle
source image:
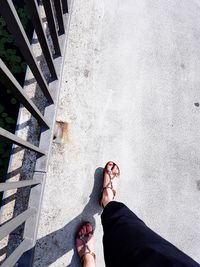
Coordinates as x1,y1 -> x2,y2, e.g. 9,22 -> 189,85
102,188 -> 114,207
102,195 -> 112,207
83,253 -> 95,266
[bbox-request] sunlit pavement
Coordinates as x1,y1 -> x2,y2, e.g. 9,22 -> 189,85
34,0 -> 200,266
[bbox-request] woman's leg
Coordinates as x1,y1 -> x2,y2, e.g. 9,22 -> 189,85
102,201 -> 199,267
100,162 -> 200,267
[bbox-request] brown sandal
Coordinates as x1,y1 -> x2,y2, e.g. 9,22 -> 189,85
99,161 -> 120,208
76,222 -> 96,263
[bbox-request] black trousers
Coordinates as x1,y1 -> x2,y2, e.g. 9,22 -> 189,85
101,201 -> 200,267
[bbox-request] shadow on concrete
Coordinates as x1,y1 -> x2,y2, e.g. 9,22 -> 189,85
34,167 -> 103,267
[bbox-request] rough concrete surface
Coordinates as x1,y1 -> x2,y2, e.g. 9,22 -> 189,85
34,0 -> 200,266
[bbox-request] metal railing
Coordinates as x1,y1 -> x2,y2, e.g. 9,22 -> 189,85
0,0 -> 71,266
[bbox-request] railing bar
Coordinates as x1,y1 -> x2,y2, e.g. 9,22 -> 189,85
0,180 -> 41,192
43,0 -> 61,56
53,0 -> 65,35
0,59 -> 50,129
1,239 -> 32,267
0,127 -> 45,155
24,0 -> 57,79
0,0 -> 54,103
0,209 -> 35,241
61,0 -> 68,13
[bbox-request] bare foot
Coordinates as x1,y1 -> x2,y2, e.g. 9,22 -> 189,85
76,222 -> 96,266
100,161 -> 120,208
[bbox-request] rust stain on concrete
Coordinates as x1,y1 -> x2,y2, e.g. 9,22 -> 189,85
54,121 -> 69,144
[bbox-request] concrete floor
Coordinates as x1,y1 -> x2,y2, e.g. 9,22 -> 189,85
34,0 -> 200,266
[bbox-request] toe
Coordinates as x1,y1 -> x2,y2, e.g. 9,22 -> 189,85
106,161 -> 114,172
82,225 -> 87,235
86,223 -> 92,233
78,230 -> 82,237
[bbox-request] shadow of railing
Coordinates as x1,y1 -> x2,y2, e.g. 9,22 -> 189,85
34,167 -> 103,267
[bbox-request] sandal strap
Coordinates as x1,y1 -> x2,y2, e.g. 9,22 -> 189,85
80,232 -> 93,248
79,232 -> 95,262
81,251 -> 96,263
100,162 -> 120,208
102,186 -> 116,197
104,169 -> 119,179
103,169 -> 118,196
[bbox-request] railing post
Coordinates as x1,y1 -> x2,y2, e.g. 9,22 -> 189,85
61,0 -> 68,14
24,0 -> 58,79
0,0 -> 73,265
0,0 -> 54,103
0,59 -> 50,128
52,0 -> 65,35
43,0 -> 61,56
